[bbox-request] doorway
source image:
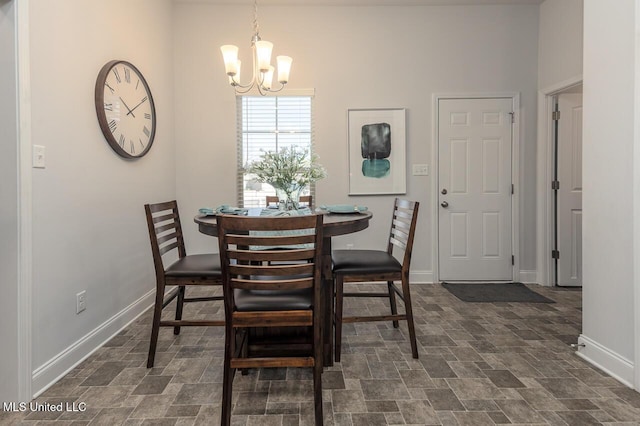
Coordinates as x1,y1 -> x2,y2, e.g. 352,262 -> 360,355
536,77 -> 583,288
553,85 -> 583,287
436,96 -> 517,281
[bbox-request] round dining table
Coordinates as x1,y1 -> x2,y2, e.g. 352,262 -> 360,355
194,209 -> 373,365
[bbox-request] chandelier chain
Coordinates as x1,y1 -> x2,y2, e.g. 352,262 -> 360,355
253,0 -> 260,39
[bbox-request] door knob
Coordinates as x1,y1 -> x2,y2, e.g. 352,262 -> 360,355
441,201 -> 449,208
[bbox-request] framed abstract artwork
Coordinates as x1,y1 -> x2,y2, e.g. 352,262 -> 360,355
347,108 -> 407,195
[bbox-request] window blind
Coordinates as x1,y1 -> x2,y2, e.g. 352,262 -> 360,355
236,96 -> 314,208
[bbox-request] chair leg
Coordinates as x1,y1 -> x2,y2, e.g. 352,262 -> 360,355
240,329 -> 249,376
334,276 -> 344,363
313,308 -> 324,425
174,286 -> 186,335
221,327 -> 235,426
400,275 -> 419,359
147,280 -> 166,368
313,362 -> 324,425
387,280 -> 399,328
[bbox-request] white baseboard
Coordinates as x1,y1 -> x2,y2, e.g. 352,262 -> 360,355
410,270 -> 434,284
518,270 -> 538,284
31,289 -> 155,398
576,334 -> 635,388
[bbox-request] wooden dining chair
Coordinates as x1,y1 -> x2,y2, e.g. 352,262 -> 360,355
144,200 -> 224,368
332,198 -> 420,361
266,194 -> 313,209
216,213 -> 324,426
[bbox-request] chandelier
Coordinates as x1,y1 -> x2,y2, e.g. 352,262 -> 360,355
220,0 -> 292,96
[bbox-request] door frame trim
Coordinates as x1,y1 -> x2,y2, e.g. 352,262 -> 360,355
535,75 -> 583,287
16,0 -> 33,401
432,93 -> 520,282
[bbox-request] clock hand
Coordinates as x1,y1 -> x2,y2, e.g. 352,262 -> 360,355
127,96 -> 148,116
119,97 -> 136,118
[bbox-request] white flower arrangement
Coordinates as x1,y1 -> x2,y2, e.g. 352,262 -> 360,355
247,146 -> 327,205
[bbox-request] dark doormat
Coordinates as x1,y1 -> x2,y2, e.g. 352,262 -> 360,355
441,282 -> 555,303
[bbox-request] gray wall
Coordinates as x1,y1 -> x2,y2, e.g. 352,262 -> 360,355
580,0 -> 636,386
538,0 -> 583,89
0,0 -> 19,402
174,3 -> 540,278
28,0 -> 176,393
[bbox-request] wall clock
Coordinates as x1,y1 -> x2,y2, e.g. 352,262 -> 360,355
95,60 -> 156,159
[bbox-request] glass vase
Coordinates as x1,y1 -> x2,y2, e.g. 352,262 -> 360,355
275,187 -> 301,210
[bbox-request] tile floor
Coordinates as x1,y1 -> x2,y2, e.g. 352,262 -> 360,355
3,283 -> 640,425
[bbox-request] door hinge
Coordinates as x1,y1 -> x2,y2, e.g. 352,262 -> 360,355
509,112 -> 515,123
552,180 -> 560,190
511,255 -> 515,265
552,110 -> 561,121
552,250 -> 560,259
511,184 -> 514,194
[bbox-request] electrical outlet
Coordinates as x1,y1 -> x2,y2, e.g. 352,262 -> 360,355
76,291 -> 86,314
346,244 -> 354,250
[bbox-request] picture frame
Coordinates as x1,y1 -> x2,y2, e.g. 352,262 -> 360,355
348,108 -> 407,195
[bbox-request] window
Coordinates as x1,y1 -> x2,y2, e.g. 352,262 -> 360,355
237,95 -> 314,207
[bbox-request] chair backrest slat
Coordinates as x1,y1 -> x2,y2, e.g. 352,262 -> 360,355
229,262 -> 315,277
394,209 -> 413,221
153,211 -> 177,224
155,221 -> 178,235
159,241 -> 180,256
231,277 -> 315,291
391,224 -> 411,240
390,236 -> 407,251
231,248 -> 316,262
147,200 -> 176,213
391,219 -> 410,234
227,234 -> 316,246
156,231 -> 180,246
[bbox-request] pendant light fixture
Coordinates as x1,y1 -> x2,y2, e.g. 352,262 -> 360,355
220,0 -> 292,96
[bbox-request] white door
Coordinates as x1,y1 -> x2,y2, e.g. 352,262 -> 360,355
557,93 -> 583,286
438,98 -> 513,281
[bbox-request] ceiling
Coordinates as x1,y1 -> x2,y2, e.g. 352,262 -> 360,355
174,0 -> 543,5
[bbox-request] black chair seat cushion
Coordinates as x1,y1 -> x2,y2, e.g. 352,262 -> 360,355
332,249 -> 402,275
235,288 -> 312,312
165,254 -> 222,277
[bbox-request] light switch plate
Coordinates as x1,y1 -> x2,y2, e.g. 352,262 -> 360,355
412,164 -> 428,176
33,145 -> 45,168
